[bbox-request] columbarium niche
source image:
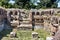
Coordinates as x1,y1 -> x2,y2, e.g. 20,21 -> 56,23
31,11 -> 44,29
51,17 -> 58,24
9,11 -> 13,15
32,12 -> 35,15
14,11 -> 17,15
41,10 -> 52,16
8,10 -> 19,28
59,19 -> 60,25
36,12 -> 40,15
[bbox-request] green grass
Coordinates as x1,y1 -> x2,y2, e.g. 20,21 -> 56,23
55,13 -> 60,16
16,29 -> 50,40
16,30 -> 32,40
35,29 -> 50,40
1,29 -> 50,40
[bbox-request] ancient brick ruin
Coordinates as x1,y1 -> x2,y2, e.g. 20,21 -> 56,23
0,7 -> 60,32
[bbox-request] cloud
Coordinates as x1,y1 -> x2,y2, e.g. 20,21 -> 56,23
58,1 -> 60,7
9,0 -> 15,4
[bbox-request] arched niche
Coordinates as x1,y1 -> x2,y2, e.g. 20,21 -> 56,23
36,12 -> 40,15
14,11 -> 18,15
9,11 -> 13,15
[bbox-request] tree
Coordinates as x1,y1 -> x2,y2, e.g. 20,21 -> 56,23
0,0 -> 58,9
0,0 -> 9,8
39,0 -> 57,8
0,0 -> 17,8
15,0 -> 30,9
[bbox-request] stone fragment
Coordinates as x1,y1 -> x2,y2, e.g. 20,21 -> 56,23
10,32 -> 16,38
32,32 -> 39,40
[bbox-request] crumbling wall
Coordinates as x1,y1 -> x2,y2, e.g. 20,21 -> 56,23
7,9 -> 19,28
5,8 -> 60,30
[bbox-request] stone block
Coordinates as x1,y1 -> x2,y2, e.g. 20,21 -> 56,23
32,32 -> 38,38
10,32 -> 16,38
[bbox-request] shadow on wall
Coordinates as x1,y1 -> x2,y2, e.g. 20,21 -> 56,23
0,17 -> 13,40
0,29 -> 12,40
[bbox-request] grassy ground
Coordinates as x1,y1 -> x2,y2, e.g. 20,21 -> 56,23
34,29 -> 50,40
0,29 -> 50,40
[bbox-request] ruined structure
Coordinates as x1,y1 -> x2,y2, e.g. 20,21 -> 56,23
6,9 -> 55,30
1,7 -> 60,31
6,9 -> 60,31
6,9 -> 32,30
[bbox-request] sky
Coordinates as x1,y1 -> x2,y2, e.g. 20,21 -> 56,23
9,0 -> 15,4
58,1 -> 60,7
9,0 -> 60,7
31,0 -> 40,5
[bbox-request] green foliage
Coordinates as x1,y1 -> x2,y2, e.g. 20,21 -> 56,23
35,29 -> 50,40
0,0 -> 58,9
39,0 -> 57,8
0,0 -> 9,8
55,13 -> 60,16
15,0 -> 30,9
